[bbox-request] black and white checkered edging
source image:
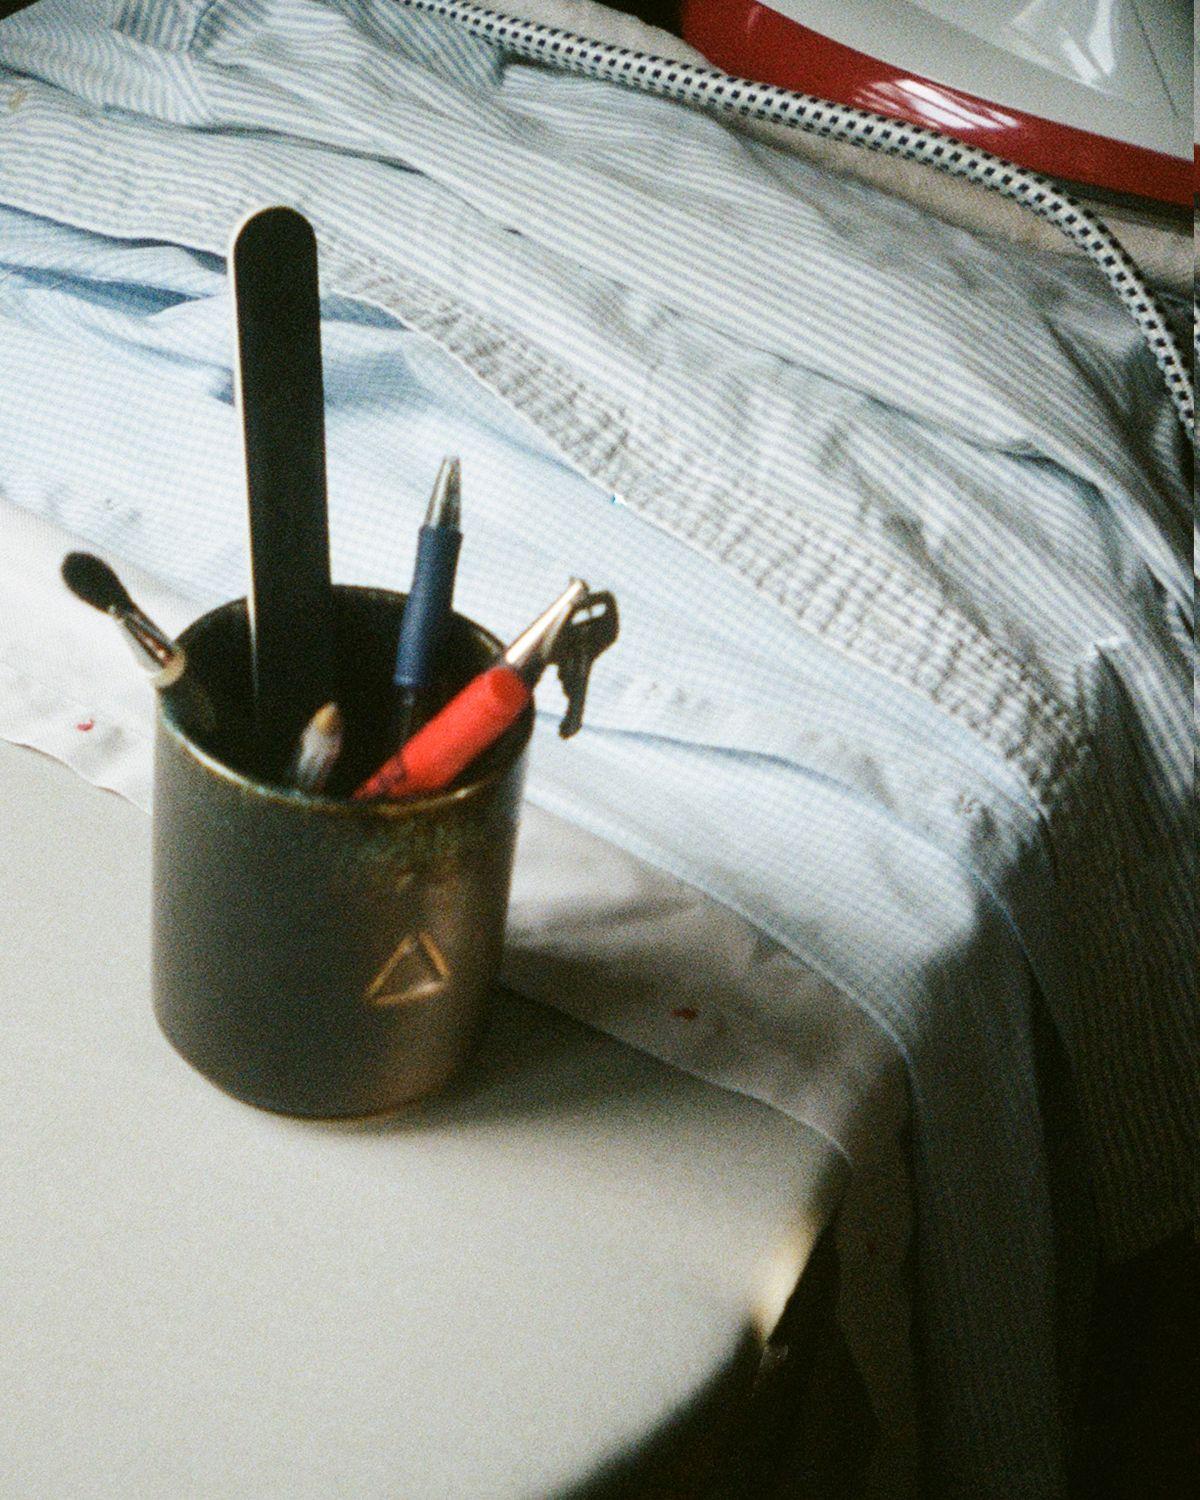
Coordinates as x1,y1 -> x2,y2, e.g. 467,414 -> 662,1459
394,0 -> 1195,442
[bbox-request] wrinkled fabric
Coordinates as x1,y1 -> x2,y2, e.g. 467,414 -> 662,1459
0,3 -> 1193,1494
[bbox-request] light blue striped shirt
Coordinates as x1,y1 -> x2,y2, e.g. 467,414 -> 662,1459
0,3 -> 1192,1495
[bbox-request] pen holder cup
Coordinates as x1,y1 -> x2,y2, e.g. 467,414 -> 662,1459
151,586 -> 532,1118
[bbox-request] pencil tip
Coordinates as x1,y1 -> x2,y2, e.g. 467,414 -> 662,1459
424,456 -> 461,529
311,701 -> 343,736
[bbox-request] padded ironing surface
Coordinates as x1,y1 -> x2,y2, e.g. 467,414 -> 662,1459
0,739 -> 843,1499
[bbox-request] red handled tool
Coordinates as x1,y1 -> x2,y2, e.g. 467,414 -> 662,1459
353,579 -> 588,800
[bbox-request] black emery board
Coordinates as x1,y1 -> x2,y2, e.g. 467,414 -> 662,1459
230,205 -> 336,775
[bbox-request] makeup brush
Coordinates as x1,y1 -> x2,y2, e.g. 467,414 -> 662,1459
60,551 -> 217,737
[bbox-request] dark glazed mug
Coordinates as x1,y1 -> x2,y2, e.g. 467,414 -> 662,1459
151,586 -> 532,1118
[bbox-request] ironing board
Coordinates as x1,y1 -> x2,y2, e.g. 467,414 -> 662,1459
0,736 -> 857,1498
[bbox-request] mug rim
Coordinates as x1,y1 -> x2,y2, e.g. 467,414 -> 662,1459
159,584 -> 534,817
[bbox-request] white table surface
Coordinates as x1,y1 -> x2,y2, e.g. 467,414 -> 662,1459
1,738 -> 843,1499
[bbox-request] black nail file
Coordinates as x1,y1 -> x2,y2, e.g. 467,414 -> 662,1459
231,205 -> 336,775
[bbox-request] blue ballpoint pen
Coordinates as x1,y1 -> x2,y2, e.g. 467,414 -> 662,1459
392,457 -> 463,740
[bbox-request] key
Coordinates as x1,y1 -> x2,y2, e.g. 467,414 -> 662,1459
552,590 -> 619,738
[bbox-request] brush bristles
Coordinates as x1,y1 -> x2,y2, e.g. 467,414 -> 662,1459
61,551 -> 134,615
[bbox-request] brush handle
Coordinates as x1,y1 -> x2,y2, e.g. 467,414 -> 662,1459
354,664 -> 530,800
231,205 -> 336,772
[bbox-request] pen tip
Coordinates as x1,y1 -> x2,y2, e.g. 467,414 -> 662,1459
61,551 -> 135,615
423,456 -> 461,529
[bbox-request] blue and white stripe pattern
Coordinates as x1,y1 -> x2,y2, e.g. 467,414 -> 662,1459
0,3 -> 1193,1495
396,0 -> 1196,440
